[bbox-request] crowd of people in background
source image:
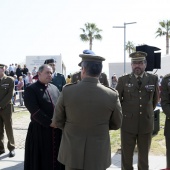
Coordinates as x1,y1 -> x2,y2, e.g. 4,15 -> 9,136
4,63 -> 165,108
4,63 -> 36,106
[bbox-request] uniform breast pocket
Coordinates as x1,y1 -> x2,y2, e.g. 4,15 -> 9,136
0,85 -> 9,91
124,86 -> 135,99
145,85 -> 155,100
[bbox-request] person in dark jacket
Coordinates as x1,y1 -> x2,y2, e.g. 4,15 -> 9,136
22,64 -> 29,75
44,59 -> 66,92
24,64 -> 64,170
16,64 -> 23,79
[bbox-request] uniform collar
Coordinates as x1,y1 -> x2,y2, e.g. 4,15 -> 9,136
82,77 -> 99,83
133,72 -> 145,79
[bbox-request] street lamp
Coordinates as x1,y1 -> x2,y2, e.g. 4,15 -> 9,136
113,22 -> 137,73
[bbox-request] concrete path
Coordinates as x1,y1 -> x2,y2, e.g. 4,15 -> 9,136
0,150 -> 166,170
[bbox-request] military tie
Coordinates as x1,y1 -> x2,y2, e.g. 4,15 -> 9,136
137,76 -> 142,88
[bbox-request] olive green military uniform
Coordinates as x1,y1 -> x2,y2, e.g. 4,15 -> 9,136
52,77 -> 122,170
116,72 -> 159,170
71,71 -> 81,83
0,75 -> 15,152
161,73 -> 170,168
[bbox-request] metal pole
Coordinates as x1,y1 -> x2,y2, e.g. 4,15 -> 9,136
113,22 -> 137,74
124,23 -> 126,74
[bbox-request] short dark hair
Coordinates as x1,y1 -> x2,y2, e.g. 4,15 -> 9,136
81,61 -> 102,77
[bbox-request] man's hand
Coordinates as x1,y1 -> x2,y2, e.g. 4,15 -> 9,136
50,122 -> 57,128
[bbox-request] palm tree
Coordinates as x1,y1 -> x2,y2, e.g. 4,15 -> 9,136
80,23 -> 102,50
155,20 -> 170,55
125,41 -> 135,55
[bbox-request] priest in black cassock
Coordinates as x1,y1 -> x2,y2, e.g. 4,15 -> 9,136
24,64 -> 65,170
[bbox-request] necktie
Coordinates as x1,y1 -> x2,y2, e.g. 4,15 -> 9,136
137,77 -> 142,87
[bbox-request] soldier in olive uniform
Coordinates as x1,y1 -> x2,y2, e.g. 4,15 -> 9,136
71,71 -> 81,83
116,51 -> 159,170
161,73 -> 170,169
0,64 -> 15,157
51,52 -> 122,170
44,59 -> 66,92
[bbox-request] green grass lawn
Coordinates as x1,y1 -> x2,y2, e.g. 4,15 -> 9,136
110,111 -> 166,155
13,108 -> 166,155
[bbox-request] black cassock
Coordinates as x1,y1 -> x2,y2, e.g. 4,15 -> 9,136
24,80 -> 65,170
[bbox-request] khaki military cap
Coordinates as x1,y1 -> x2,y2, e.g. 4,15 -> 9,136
78,50 -> 105,66
129,51 -> 147,61
0,64 -> 6,68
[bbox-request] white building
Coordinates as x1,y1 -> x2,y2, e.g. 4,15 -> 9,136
109,55 -> 170,83
26,55 -> 66,76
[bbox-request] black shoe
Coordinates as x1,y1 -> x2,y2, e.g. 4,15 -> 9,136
9,150 -> 15,157
0,150 -> 5,155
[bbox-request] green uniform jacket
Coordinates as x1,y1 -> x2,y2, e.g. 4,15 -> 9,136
161,74 -> 170,137
116,72 -> 159,134
0,75 -> 14,109
52,77 -> 122,170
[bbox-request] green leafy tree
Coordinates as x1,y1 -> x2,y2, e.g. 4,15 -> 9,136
80,23 -> 102,50
125,41 -> 135,55
155,20 -> 170,55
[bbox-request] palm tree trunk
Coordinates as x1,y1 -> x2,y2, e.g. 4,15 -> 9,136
89,37 -> 92,50
166,33 -> 169,54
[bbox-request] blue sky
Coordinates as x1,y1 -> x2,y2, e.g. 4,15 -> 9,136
0,0 -> 169,75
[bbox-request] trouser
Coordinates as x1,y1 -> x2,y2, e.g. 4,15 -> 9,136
121,130 -> 152,170
0,104 -> 15,151
19,91 -> 23,105
165,137 -> 170,168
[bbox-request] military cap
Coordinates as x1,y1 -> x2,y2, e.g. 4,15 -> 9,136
129,51 -> 147,61
0,64 -> 6,68
78,50 -> 105,66
44,59 -> 56,64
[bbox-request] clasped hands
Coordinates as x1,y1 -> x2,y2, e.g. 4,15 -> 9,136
50,122 -> 57,128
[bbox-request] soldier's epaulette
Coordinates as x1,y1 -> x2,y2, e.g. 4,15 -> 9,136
163,73 -> 170,78
64,82 -> 77,87
5,76 -> 14,81
120,73 -> 130,78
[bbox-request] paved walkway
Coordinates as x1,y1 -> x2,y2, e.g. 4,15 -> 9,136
0,150 -> 166,170
0,100 -> 167,170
